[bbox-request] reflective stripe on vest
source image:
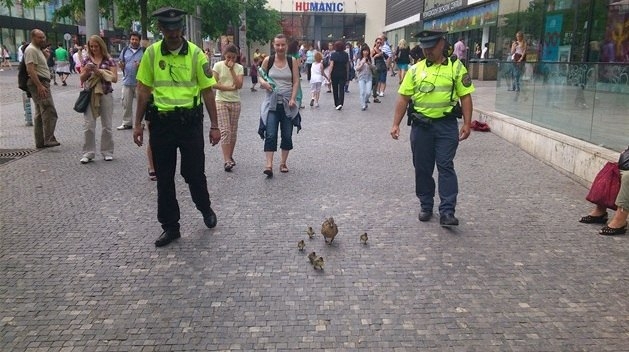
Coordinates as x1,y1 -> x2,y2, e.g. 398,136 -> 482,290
147,42 -> 202,111
411,59 -> 462,118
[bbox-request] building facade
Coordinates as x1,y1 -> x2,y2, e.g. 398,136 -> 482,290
265,0 -> 386,50
0,0 -> 120,61
383,0 -> 423,49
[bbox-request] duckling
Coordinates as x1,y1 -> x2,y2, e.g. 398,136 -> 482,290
308,251 -> 317,264
313,256 -> 324,270
297,239 -> 305,251
360,232 -> 368,244
306,226 -> 315,239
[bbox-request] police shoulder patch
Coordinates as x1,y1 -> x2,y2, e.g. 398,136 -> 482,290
203,63 -> 213,78
461,73 -> 472,87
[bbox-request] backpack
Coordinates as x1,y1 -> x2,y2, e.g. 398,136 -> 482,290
266,54 -> 294,75
18,59 -> 31,97
120,45 -> 145,62
265,55 -> 301,103
322,55 -> 330,68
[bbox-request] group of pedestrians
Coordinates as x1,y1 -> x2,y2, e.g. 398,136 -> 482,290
20,12 -> 479,247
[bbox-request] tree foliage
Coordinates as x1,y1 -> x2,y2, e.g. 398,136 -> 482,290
1,0 -> 281,45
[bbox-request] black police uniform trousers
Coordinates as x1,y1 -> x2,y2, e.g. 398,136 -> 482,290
149,113 -> 211,232
409,114 -> 459,216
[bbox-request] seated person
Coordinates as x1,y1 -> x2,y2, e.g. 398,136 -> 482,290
580,170 -> 629,235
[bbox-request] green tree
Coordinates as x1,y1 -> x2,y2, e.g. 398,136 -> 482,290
1,0 -> 280,46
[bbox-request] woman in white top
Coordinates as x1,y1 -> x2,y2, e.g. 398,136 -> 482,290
309,51 -> 328,108
354,45 -> 373,111
212,44 -> 244,172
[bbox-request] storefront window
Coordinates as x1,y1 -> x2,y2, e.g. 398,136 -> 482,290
34,4 -> 46,21
281,13 -> 365,45
495,0 -> 629,152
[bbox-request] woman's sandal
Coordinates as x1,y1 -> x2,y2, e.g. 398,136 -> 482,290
263,167 -> 273,178
599,224 -> 627,236
579,213 -> 608,224
224,162 -> 233,172
148,170 -> 157,181
279,163 -> 289,173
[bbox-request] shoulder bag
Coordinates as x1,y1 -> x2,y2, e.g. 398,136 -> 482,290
73,88 -> 92,113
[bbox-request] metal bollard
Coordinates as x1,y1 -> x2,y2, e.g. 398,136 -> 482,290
22,92 -> 33,126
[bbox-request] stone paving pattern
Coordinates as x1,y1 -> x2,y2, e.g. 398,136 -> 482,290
1,69 -> 628,351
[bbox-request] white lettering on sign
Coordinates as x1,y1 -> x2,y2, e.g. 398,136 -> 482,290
423,0 -> 464,19
294,2 -> 345,13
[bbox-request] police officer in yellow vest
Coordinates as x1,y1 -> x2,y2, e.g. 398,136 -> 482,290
133,7 -> 221,247
390,30 -> 475,227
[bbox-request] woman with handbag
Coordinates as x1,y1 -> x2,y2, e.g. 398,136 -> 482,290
78,35 -> 118,164
509,31 -> 526,92
580,151 -> 629,235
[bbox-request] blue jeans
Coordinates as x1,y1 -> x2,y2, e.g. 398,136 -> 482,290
410,116 -> 460,215
264,104 -> 293,152
358,78 -> 372,107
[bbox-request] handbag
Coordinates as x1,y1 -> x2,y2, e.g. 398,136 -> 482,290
586,161 -> 620,210
73,88 -> 91,113
618,146 -> 629,171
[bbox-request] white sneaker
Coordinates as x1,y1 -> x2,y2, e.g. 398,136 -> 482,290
335,105 -> 343,110
104,156 -> 113,161
80,157 -> 92,164
378,92 -> 384,97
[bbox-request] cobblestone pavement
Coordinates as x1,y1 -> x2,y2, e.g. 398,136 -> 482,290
1,69 -> 628,351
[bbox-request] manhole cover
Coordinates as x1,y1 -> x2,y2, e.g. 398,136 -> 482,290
0,149 -> 38,165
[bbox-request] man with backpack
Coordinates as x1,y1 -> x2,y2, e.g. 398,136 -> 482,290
117,31 -> 144,130
23,29 -> 61,148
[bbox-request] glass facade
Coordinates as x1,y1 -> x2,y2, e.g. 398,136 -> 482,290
279,13 -> 366,50
495,0 -> 629,151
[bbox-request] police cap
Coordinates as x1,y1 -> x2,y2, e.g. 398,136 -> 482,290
414,30 -> 447,49
152,7 -> 186,30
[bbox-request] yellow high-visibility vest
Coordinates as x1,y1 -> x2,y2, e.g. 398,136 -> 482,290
404,58 -> 468,118
137,40 -> 216,112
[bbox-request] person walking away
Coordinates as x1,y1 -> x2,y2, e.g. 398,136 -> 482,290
453,37 -> 468,67
305,44 -> 315,81
390,30 -> 475,227
323,42 -> 333,93
72,47 -> 82,74
212,44 -> 244,172
329,41 -> 349,110
117,31 -> 144,130
79,35 -> 118,164
344,42 -> 354,93
395,39 -> 411,84
133,7 -> 221,247
45,44 -> 57,85
481,43 -> 489,59
24,30 -> 61,148
309,51 -> 328,108
257,33 -> 301,177
250,56 -> 259,91
287,40 -> 304,109
54,42 -> 70,86
1,45 -> 12,70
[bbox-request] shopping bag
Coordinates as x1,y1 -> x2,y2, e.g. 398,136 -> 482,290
586,161 -> 620,210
